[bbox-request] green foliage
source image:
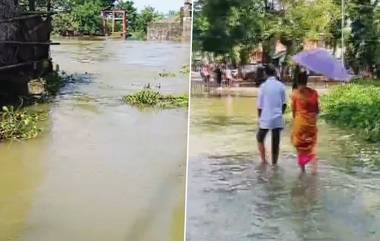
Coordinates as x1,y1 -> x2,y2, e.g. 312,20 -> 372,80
180,64 -> 190,74
321,82 -> 380,142
194,0 -> 340,64
123,90 -> 188,108
53,13 -> 78,35
43,71 -> 67,96
129,30 -> 146,40
346,1 -> 380,77
159,71 -> 176,78
0,106 -> 43,141
51,1 -> 162,37
115,0 -> 138,31
71,1 -> 104,35
52,0 -> 115,35
135,6 -> 163,34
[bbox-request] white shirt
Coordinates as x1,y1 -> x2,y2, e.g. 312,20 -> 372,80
257,77 -> 287,129
225,69 -> 232,78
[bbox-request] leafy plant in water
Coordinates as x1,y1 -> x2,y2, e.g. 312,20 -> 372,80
122,90 -> 188,108
159,71 -> 176,78
0,106 -> 43,141
180,64 -> 190,74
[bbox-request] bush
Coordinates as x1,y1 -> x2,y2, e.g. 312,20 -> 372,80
321,82 -> 380,142
0,106 -> 42,141
122,90 -> 188,108
129,31 -> 147,40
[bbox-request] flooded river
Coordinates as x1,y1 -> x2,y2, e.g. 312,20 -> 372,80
187,94 -> 380,241
0,38 -> 189,241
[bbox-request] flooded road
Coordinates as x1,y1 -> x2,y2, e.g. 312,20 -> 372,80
0,38 -> 189,241
187,94 -> 380,241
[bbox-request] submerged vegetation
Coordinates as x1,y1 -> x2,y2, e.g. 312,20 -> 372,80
0,106 -> 44,141
159,71 -> 176,78
180,65 -> 190,75
321,81 -> 380,142
44,71 -> 70,96
123,89 -> 188,108
158,65 -> 191,78
0,71 -> 82,142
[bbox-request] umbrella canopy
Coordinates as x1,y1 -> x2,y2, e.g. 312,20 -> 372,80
292,48 -> 352,81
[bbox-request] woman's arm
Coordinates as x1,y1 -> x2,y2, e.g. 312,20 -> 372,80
315,91 -> 320,115
291,93 -> 296,118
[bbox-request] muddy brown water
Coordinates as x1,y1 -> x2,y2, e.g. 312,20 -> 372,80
186,94 -> 380,241
0,38 -> 189,241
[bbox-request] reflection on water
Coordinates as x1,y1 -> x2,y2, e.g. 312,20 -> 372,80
187,96 -> 380,241
0,38 -> 189,241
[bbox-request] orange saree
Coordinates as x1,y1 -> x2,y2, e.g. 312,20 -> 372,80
291,87 -> 319,167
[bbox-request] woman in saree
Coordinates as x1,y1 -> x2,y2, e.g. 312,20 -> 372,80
291,71 -> 320,173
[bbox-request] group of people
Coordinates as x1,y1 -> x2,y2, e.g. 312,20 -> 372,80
256,64 -> 319,173
200,64 -> 234,86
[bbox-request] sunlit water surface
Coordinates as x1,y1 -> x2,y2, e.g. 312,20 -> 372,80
187,94 -> 380,241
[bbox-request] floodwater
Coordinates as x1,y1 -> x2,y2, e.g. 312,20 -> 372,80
0,38 -> 189,241
187,93 -> 380,241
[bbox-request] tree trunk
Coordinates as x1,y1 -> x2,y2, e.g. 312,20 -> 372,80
262,38 -> 276,64
29,0 -> 35,11
332,39 -> 337,56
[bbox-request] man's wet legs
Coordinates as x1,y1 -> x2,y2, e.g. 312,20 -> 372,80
256,129 -> 269,164
271,128 -> 281,165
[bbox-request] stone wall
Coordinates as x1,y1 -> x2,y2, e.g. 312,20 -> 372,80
0,0 -> 20,66
147,22 -> 182,41
147,0 -> 192,42
0,0 -> 53,97
182,17 -> 192,42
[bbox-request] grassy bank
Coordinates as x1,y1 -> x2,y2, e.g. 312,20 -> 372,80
321,81 -> 380,142
123,90 -> 188,109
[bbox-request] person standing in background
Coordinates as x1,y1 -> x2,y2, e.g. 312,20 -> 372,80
215,64 -> 223,86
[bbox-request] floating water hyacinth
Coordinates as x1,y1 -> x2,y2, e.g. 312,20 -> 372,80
123,89 -> 188,108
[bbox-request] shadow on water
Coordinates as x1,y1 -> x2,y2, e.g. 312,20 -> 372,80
187,95 -> 380,241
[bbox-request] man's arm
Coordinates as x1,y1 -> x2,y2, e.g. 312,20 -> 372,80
282,104 -> 287,114
257,88 -> 263,118
281,85 -> 287,114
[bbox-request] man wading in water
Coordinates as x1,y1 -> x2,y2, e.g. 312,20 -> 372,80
257,64 -> 287,165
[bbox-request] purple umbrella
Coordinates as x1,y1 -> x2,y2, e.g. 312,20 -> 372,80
292,48 -> 352,81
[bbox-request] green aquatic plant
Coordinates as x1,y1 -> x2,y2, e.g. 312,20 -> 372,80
158,71 -> 176,78
321,82 -> 380,142
122,90 -> 188,108
0,106 -> 43,141
44,71 -> 75,96
179,64 -> 190,74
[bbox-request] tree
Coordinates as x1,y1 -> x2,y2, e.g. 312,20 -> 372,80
135,6 -> 162,34
115,0 -> 138,32
71,1 -> 104,35
193,0 -> 340,65
346,0 -> 380,77
50,0 -> 116,35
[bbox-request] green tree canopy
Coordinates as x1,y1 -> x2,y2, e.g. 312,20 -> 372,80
194,0 -> 340,64
115,0 -> 138,32
135,6 -> 163,34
